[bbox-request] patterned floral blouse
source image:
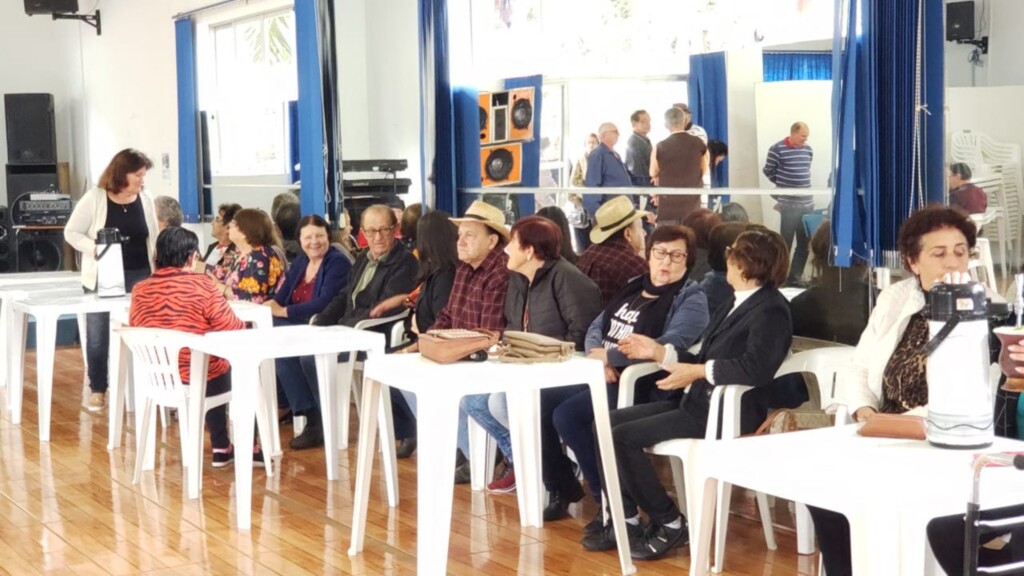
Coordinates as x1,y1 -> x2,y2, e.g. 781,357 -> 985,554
223,245 -> 284,304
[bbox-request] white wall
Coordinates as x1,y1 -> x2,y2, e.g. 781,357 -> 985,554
754,80 -> 833,231
947,85 -> 1024,165
725,48 -> 764,223
945,0 -> 1024,87
0,2 -> 85,198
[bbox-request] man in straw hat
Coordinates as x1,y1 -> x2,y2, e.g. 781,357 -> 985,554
403,200 -> 511,483
577,195 -> 649,306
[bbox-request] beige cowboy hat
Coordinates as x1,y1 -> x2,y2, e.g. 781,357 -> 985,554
589,195 -> 649,244
449,200 -> 510,242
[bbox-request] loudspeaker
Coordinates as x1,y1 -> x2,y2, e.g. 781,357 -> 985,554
481,142 -> 522,187
6,167 -> 59,206
24,0 -> 78,15
0,207 -> 11,274
478,92 -> 491,145
509,87 -> 535,142
5,93 -> 57,164
15,228 -> 64,272
947,1 -> 974,41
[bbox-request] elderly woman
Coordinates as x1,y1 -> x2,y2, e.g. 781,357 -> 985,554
681,208 -> 721,279
129,227 -> 256,467
269,214 -> 351,430
154,195 -> 183,230
948,162 -> 988,215
811,205 -> 1015,576
65,148 -> 159,411
554,225 -> 710,547
209,208 -> 284,304
700,222 -> 746,316
592,228 -> 792,560
460,216 -> 602,503
203,202 -> 242,281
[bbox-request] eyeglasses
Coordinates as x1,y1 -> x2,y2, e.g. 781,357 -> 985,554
363,226 -> 394,238
651,247 -> 687,264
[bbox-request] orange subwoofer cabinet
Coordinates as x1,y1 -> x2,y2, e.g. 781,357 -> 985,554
478,92 -> 492,145
480,142 -> 522,187
508,87 -> 535,142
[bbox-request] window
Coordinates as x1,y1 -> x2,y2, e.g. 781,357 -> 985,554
207,10 -> 297,176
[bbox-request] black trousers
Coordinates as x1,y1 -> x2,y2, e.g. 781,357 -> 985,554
185,370 -> 232,450
611,399 -> 705,525
541,384 -> 588,493
85,267 -> 150,393
809,504 -> 1024,576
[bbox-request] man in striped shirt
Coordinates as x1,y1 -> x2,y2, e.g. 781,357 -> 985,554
763,121 -> 813,286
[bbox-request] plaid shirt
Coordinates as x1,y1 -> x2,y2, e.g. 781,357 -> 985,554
577,236 -> 648,306
432,248 -> 509,331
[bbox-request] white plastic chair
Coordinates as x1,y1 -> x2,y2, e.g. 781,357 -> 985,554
118,327 -> 233,499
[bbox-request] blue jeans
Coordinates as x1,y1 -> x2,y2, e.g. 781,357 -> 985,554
86,267 -> 150,393
461,393 -> 513,464
400,390 -> 470,458
778,203 -> 814,284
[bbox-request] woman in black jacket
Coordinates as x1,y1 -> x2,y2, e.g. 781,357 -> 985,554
461,216 -> 602,503
594,228 -> 793,561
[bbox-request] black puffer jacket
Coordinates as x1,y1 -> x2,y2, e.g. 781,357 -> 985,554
504,258 -> 602,350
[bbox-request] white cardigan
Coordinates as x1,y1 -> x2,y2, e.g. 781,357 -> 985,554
838,277 -> 929,416
64,186 -> 158,290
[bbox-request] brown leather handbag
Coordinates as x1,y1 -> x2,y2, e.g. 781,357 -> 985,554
418,329 -> 500,364
497,331 -> 575,364
857,414 -> 927,440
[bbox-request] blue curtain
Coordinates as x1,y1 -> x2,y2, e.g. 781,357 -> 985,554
419,0 -> 456,214
452,88 -> 481,216
830,0 -> 944,268
688,52 -> 729,195
174,18 -> 200,223
294,0 -> 328,218
763,52 -> 833,82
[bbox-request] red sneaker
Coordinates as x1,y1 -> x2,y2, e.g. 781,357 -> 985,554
487,462 -> 516,493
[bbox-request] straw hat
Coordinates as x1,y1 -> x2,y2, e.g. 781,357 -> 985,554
589,196 -> 649,244
449,200 -> 510,241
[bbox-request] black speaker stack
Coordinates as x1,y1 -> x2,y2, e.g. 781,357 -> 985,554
4,93 -> 65,272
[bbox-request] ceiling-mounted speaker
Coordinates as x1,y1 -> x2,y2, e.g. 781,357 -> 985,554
478,92 -> 491,144
481,142 -> 522,187
24,0 -> 78,15
509,87 -> 535,141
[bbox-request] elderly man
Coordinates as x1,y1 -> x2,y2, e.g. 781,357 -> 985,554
129,227 -> 252,467
286,204 -> 418,450
651,107 -> 708,225
577,196 -> 649,306
405,200 -> 511,482
763,121 -> 813,285
583,122 -> 634,225
625,110 -> 652,188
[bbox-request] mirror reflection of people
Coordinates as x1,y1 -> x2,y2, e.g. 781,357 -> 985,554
65,148 -> 159,412
948,162 -> 988,215
810,206 -> 1000,576
764,121 -> 814,286
569,133 -> 600,251
625,110 -> 652,187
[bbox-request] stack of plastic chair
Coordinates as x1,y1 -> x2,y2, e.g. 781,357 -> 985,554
951,130 -> 1022,282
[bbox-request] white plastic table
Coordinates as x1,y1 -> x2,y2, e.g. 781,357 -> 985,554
9,293 -> 132,441
688,425 -> 1024,576
188,324 -> 385,529
0,279 -> 84,389
348,354 -> 637,576
107,300 -> 279,453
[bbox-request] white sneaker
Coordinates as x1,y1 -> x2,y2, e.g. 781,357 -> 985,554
86,392 -> 105,412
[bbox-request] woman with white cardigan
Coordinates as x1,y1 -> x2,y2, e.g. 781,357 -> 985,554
65,148 -> 159,411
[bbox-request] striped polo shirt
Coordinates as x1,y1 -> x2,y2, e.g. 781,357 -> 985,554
763,139 -> 813,206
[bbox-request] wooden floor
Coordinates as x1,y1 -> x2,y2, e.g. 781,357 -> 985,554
0,346 -> 821,575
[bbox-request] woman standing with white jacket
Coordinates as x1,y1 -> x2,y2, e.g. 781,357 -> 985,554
65,148 -> 159,411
